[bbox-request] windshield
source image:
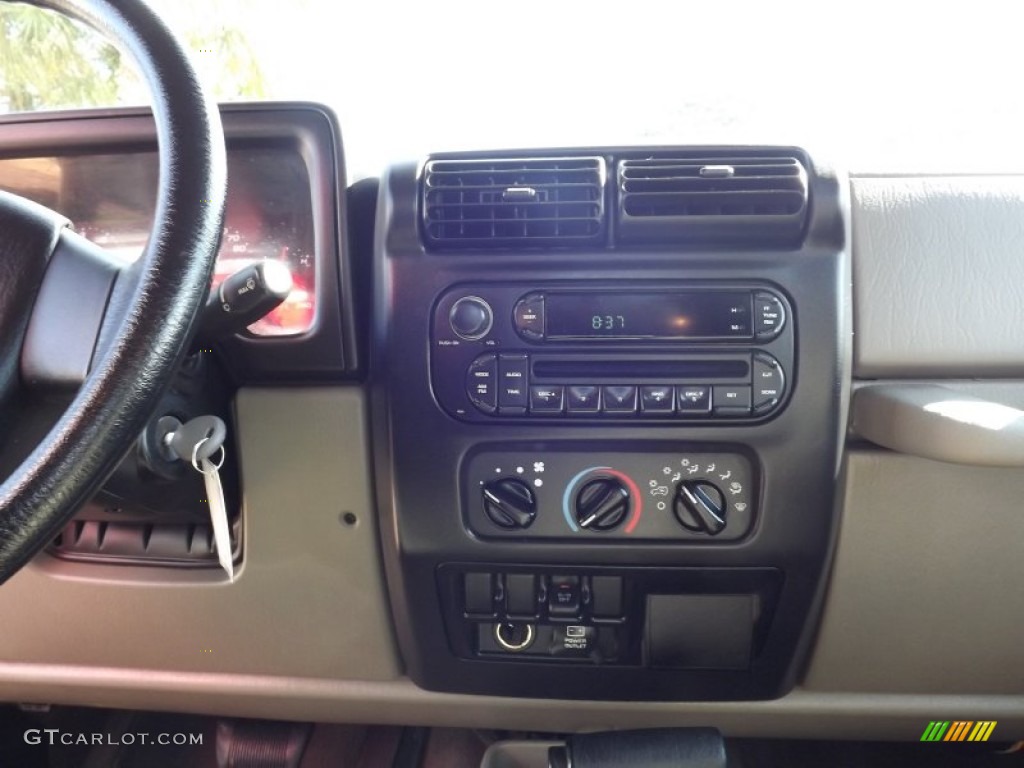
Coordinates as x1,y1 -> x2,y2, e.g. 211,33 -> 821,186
1,0 -> 1021,178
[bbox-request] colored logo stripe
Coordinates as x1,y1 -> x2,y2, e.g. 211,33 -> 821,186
944,721 -> 973,741
921,720 -> 996,742
921,721 -> 950,741
969,722 -> 998,742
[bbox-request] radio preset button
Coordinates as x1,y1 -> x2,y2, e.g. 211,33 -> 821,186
567,386 -> 600,413
641,385 -> 675,414
513,293 -> 545,340
753,354 -> 786,412
498,354 -> 529,412
602,386 -> 638,413
530,385 -> 565,413
677,386 -> 712,414
466,354 -> 498,413
754,292 -> 786,339
713,386 -> 752,415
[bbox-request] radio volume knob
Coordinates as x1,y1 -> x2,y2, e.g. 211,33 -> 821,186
449,296 -> 493,340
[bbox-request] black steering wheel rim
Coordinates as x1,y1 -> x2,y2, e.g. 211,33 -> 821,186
0,0 -> 226,582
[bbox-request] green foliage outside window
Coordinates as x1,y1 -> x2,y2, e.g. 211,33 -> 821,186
0,2 -> 265,112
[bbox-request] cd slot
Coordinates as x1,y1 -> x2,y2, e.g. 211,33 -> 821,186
532,357 -> 750,381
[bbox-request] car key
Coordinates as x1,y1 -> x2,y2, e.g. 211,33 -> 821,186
196,449 -> 233,582
164,414 -> 227,466
163,415 -> 234,581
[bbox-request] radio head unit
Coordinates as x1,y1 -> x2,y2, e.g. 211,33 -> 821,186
432,282 -> 794,424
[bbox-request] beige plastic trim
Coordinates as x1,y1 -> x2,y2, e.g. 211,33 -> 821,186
852,175 -> 1024,377
0,387 -> 400,681
853,384 -> 1024,466
0,668 -> 1021,740
805,449 -> 1024,696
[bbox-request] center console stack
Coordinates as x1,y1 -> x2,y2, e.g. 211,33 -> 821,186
372,148 -> 849,700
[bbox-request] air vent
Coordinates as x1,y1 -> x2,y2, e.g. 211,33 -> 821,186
617,154 -> 809,245
422,157 -> 606,248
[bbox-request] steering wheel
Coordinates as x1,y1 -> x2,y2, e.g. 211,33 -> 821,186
0,0 -> 226,583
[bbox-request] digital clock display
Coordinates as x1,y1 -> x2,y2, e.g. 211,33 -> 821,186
544,291 -> 753,339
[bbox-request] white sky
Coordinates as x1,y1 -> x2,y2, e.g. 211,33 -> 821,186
30,0 -> 1024,179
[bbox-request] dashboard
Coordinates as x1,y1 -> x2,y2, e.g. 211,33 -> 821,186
0,102 -> 1023,744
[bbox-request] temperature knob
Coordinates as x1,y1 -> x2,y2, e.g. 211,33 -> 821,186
482,478 -> 537,529
673,481 -> 727,535
574,477 -> 631,531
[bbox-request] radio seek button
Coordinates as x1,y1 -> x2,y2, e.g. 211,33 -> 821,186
530,385 -> 564,413
513,293 -> 545,340
466,354 -> 498,413
641,385 -> 674,414
713,385 -> 752,415
753,354 -> 785,411
755,292 -> 785,339
498,354 -> 529,412
567,386 -> 600,413
677,386 -> 711,414
602,386 -> 638,413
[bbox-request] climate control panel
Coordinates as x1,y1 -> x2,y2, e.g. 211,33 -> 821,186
464,450 -> 755,542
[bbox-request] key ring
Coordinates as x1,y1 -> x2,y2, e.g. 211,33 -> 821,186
191,436 -> 226,472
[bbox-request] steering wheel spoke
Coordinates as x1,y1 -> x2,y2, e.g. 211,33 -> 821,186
21,227 -> 127,391
0,191 -> 68,406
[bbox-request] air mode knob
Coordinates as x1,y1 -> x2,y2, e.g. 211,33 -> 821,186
482,478 -> 537,529
673,480 -> 727,535
574,477 -> 631,531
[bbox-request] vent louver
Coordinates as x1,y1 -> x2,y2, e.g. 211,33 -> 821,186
423,157 -> 606,248
617,154 -> 809,245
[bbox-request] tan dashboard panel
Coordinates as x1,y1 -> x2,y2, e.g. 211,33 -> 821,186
0,387 -> 400,681
805,449 -> 1024,693
852,175 -> 1024,377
